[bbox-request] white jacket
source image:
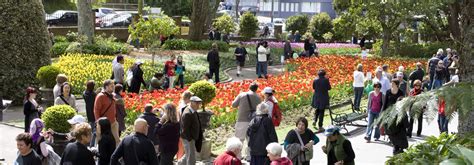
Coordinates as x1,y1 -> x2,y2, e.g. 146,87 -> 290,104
257,46 -> 268,62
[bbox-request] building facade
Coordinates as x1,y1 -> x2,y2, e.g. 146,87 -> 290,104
237,0 -> 336,19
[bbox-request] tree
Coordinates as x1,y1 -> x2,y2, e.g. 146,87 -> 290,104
213,14 -> 236,34
239,12 -> 259,40
0,0 -> 51,103
77,0 -> 94,44
157,0 -> 192,16
285,14 -> 310,34
332,16 -> 353,42
129,14 -> 179,64
138,0 -> 144,16
309,12 -> 333,42
189,0 -> 210,41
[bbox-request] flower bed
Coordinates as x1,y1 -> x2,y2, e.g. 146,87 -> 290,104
124,55 -> 423,127
242,42 -> 360,49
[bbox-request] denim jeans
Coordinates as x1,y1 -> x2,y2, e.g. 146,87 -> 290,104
353,87 -> 364,110
257,62 -> 268,77
432,79 -> 442,90
89,121 -> 96,147
438,115 -> 448,133
365,111 -> 380,140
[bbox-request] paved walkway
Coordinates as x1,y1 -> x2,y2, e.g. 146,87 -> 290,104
226,65 -> 286,82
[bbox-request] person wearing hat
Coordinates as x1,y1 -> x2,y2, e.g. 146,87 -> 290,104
262,87 -> 277,118
179,96 -> 203,165
128,60 -> 147,93
311,69 -> 331,132
322,125 -> 355,165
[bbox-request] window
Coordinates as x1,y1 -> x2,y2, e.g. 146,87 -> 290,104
301,2 -> 320,13
294,3 -> 299,12
316,2 -> 321,13
286,3 -> 290,12
289,3 -> 293,12
259,0 -> 279,12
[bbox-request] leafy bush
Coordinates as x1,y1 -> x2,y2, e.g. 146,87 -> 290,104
66,32 -> 78,42
309,12 -> 333,42
0,0 -> 51,103
285,14 -> 310,34
386,133 -> 474,165
51,42 -> 70,57
373,41 -> 451,58
163,39 -> 229,52
213,13 -> 236,34
53,35 -> 68,43
36,65 -> 61,88
188,80 -> 216,109
42,105 -> 76,133
332,16 -> 354,42
239,12 -> 259,40
322,32 -> 334,42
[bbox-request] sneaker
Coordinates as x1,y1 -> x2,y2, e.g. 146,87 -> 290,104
374,138 -> 380,141
364,136 -> 370,143
416,133 -> 421,137
317,127 -> 325,133
236,73 -> 240,77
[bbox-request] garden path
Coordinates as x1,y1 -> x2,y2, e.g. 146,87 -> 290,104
225,65 -> 286,82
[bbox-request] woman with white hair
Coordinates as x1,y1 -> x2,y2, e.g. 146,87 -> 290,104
214,137 -> 243,165
247,103 -> 278,165
267,143 -> 293,165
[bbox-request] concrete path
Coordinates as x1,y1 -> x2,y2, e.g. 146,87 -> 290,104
0,124 -> 24,164
226,65 -> 285,82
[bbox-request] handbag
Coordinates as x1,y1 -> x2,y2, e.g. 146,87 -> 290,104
295,129 -> 313,161
246,94 -> 256,120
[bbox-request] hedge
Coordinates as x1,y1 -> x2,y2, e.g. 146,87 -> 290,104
162,39 -> 229,52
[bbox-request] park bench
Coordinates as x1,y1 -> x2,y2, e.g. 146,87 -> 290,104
327,99 -> 367,135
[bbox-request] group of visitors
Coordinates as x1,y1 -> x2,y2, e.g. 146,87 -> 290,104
350,47 -> 460,155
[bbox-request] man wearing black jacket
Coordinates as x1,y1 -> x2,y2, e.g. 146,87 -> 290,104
207,43 -> 220,83
408,62 -> 425,88
139,104 -> 160,152
111,118 -> 158,165
179,96 -> 203,165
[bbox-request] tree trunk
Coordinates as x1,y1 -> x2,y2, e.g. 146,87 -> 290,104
457,0 -> 474,137
189,0 -> 210,41
381,29 -> 391,56
77,0 -> 94,44
138,0 -> 144,16
447,2 -> 462,42
235,0 -> 240,19
204,0 -> 220,33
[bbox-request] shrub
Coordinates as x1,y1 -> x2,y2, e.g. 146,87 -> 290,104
36,65 -> 61,88
322,32 -> 334,42
285,14 -> 310,34
163,39 -> 229,52
373,41 -> 451,58
51,42 -> 70,57
0,0 -> 51,103
213,13 -> 236,34
53,35 -> 68,43
332,16 -> 354,42
129,14 -> 179,48
66,32 -> 78,42
309,12 -> 333,42
42,105 -> 76,133
239,12 -> 259,40
188,80 -> 216,109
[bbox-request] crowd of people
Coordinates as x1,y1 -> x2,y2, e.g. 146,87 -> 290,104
14,43 -> 459,164
352,47 -> 460,155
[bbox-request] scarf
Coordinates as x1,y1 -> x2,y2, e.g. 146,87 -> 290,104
410,88 -> 422,96
30,119 -> 44,143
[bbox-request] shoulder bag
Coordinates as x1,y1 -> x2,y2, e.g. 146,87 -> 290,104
295,129 -> 313,161
246,94 -> 256,120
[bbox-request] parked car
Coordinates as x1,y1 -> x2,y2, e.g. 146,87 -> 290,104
94,8 -> 115,18
102,14 -> 132,28
46,10 -> 78,26
96,13 -> 120,27
239,6 -> 258,16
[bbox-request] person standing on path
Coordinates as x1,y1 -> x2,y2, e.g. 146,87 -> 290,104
283,117 -> 319,165
353,64 -> 365,111
164,55 -> 177,89
179,96 -> 204,165
23,87 -> 42,133
54,82 -> 77,111
15,133 -> 42,165
114,84 -> 126,136
94,79 -> 120,145
247,103 -> 278,165
322,126 -> 355,165
232,82 -> 261,159
53,74 -> 68,100
373,68 -> 391,95
427,53 -> 441,90
234,42 -> 248,77
407,80 -> 424,138
283,40 -> 292,61
364,82 -> 384,142
111,118 -> 159,165
207,43 -> 221,83
139,104 -> 160,152
408,62 -> 425,88
128,61 -> 147,93
83,80 -> 97,146
214,137 -> 243,165
311,69 -> 331,132
60,123 -> 95,165
257,41 -> 270,78
155,103 -> 181,165
96,117 -> 116,165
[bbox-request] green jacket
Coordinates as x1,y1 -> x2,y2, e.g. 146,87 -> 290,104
326,135 -> 355,165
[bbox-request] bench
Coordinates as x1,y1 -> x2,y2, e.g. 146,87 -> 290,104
327,99 -> 367,135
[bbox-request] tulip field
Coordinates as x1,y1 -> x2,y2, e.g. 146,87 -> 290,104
123,55 -> 423,127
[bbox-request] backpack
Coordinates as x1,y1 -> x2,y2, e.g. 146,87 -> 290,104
269,99 -> 282,127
